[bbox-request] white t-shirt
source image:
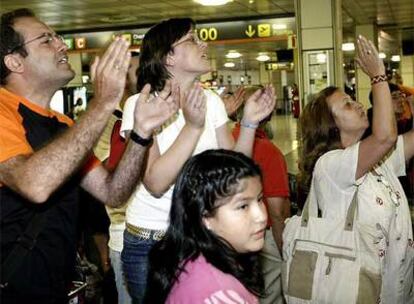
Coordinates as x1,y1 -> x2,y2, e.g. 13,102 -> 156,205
313,136 -> 414,303
120,89 -> 228,230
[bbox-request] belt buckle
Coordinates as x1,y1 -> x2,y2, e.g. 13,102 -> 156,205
153,231 -> 164,241
127,223 -> 164,241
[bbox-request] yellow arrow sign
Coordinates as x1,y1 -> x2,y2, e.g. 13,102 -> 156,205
258,24 -> 270,37
245,25 -> 256,38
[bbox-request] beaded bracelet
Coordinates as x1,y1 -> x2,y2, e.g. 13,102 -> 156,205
370,74 -> 387,85
130,130 -> 153,147
240,119 -> 259,129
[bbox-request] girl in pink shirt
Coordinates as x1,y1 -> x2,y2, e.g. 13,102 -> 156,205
144,149 -> 268,303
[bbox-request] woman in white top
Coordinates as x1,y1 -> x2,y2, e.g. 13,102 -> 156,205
298,36 -> 414,303
120,18 -> 275,303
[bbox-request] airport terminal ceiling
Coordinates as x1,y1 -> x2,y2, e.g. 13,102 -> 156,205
1,0 -> 413,70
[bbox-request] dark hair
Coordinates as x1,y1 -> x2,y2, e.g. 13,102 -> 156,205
137,18 -> 195,93
144,149 -> 264,303
368,82 -> 400,105
0,8 -> 35,85
298,86 -> 342,190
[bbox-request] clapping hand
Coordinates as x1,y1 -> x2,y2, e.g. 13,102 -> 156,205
133,80 -> 179,138
220,86 -> 246,116
355,35 -> 385,79
182,82 -> 207,130
242,84 -> 276,125
90,37 -> 131,110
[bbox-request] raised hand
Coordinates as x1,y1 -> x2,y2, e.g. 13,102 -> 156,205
133,80 -> 179,138
242,84 -> 276,125
90,37 -> 131,110
355,35 -> 385,79
220,86 -> 246,116
182,83 -> 206,130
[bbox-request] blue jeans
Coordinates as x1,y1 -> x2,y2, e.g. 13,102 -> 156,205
109,248 -> 132,304
121,229 -> 158,304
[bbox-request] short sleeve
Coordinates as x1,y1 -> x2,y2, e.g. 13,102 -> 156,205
0,115 -> 33,163
382,135 -> 405,177
120,94 -> 139,138
205,90 -> 228,129
315,142 -> 360,189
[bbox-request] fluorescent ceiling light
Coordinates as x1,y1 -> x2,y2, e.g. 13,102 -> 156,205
391,55 -> 400,62
272,24 -> 287,30
224,62 -> 235,68
256,54 -> 270,62
226,51 -> 242,59
194,0 -> 232,6
342,42 -> 355,51
379,52 -> 386,59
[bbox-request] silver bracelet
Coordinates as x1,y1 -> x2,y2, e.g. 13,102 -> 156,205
240,119 -> 259,129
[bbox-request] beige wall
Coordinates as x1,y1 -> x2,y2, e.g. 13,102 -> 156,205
67,53 -> 83,87
401,55 -> 414,87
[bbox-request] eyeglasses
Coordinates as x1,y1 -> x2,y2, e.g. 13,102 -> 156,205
172,33 -> 203,48
7,32 -> 65,54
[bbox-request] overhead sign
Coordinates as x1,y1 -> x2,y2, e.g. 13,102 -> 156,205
62,17 -> 295,50
64,38 -> 74,50
121,33 -> 132,44
75,37 -> 86,49
195,17 -> 295,42
245,25 -> 256,38
265,62 -> 293,70
258,24 -> 271,37
196,27 -> 218,41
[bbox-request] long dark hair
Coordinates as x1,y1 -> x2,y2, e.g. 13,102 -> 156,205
137,18 -> 195,93
298,86 -> 342,190
144,149 -> 264,303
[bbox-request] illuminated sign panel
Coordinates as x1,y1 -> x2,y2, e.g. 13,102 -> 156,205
62,17 -> 295,49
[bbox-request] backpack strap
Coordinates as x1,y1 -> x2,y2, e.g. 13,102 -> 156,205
0,211 -> 47,289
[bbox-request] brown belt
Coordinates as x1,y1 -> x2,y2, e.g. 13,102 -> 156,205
126,223 -> 165,241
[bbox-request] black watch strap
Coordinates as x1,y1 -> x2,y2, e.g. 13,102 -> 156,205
130,130 -> 153,147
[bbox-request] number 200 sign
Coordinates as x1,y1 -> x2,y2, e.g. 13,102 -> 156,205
196,28 -> 218,41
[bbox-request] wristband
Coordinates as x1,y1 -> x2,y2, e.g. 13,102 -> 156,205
130,130 -> 153,147
240,119 -> 259,129
370,74 -> 387,85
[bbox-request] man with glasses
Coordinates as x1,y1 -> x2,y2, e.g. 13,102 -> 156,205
0,8 -> 177,303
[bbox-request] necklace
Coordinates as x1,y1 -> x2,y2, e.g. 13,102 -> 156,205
374,171 -> 401,207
